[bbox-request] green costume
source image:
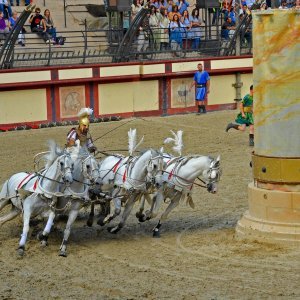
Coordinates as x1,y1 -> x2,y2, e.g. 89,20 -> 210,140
235,94 -> 254,125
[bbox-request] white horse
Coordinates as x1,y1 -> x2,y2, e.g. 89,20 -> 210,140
93,147 -> 164,234
138,154 -> 222,237
0,142 -> 74,230
37,146 -> 101,257
87,128 -> 164,230
15,144 -> 77,256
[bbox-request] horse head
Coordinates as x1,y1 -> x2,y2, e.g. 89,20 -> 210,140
81,150 -> 101,186
145,149 -> 165,190
44,140 -> 74,186
202,155 -> 221,194
57,151 -> 74,186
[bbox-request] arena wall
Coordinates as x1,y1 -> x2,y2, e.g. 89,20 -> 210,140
0,56 -> 253,128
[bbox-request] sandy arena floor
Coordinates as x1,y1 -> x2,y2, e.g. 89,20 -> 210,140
0,111 -> 299,299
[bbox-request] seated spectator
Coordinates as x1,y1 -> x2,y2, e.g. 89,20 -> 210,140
296,0 -> 300,8
0,0 -> 12,19
0,10 -> 9,45
221,16 -> 236,40
43,9 -> 56,43
168,4 -> 181,21
176,0 -> 189,15
8,10 -> 25,46
29,7 -> 49,43
189,8 -> 202,49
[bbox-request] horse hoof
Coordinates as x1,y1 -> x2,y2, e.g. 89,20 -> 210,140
138,216 -> 146,223
40,240 -> 48,247
153,229 -> 160,238
97,216 -> 106,227
107,226 -> 119,234
59,250 -> 67,257
17,247 -> 25,257
36,231 -> 43,241
86,219 -> 93,227
135,212 -> 142,219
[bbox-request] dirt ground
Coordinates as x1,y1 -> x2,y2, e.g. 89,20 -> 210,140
0,111 -> 299,300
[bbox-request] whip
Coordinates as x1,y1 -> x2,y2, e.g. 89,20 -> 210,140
93,118 -> 140,143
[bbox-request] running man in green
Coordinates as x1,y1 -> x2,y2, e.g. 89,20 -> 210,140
225,85 -> 254,146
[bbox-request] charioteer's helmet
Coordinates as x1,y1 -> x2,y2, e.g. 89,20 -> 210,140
78,107 -> 93,132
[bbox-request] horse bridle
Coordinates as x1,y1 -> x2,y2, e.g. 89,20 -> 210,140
58,153 -> 74,184
201,165 -> 222,192
145,153 -> 164,189
81,155 -> 100,184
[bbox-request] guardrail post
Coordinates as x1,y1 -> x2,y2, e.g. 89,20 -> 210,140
64,0 -> 67,28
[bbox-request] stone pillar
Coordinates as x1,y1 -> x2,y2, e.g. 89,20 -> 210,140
236,10 -> 300,242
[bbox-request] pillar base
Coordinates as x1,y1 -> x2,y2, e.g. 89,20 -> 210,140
235,182 -> 300,243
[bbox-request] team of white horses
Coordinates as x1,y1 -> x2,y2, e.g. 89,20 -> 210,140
0,129 -> 221,257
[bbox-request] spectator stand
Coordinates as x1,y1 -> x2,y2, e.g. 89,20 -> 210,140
0,2 -> 254,69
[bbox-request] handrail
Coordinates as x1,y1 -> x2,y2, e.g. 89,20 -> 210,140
1,23 -> 252,69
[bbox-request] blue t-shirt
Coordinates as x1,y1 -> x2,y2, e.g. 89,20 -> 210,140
194,71 -> 210,85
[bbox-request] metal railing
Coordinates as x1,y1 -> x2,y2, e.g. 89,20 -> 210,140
0,26 -> 253,69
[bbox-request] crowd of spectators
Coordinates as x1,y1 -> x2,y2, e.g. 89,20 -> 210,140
0,2 -> 57,47
220,0 -> 299,43
131,0 -> 299,54
133,0 -> 205,54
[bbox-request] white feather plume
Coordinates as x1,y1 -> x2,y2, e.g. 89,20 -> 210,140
128,128 -> 144,155
128,128 -> 137,155
77,107 -> 93,118
164,130 -> 184,156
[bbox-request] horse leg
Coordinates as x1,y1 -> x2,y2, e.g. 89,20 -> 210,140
17,198 -> 33,257
99,197 -> 121,226
135,194 -> 146,219
37,210 -> 55,247
0,207 -> 20,227
153,193 -> 181,238
59,209 -> 79,257
86,202 -> 94,227
108,194 -> 137,234
140,189 -> 164,222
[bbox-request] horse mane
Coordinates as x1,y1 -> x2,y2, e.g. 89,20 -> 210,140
180,155 -> 212,167
44,140 -> 64,168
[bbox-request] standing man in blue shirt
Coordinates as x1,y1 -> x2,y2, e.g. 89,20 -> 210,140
189,63 -> 210,114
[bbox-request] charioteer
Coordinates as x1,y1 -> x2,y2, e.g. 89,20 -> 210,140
66,107 -> 97,153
